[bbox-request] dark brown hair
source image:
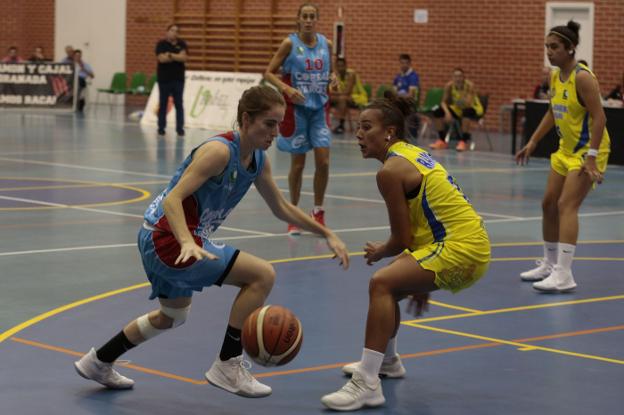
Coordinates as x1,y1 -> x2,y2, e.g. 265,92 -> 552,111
365,90 -> 416,139
549,20 -> 580,50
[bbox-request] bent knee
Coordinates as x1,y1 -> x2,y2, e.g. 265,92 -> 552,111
369,272 -> 394,297
252,262 -> 276,293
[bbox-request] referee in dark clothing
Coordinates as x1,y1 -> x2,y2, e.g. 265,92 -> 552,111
155,24 -> 188,136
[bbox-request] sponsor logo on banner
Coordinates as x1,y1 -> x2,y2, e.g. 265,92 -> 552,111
141,71 -> 263,131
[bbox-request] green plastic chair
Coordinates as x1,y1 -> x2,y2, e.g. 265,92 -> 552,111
144,73 -> 157,94
363,83 -> 373,100
96,72 -> 127,104
375,84 -> 392,99
127,72 -> 147,94
418,87 -> 444,113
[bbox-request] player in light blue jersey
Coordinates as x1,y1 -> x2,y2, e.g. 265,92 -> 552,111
74,85 -> 349,397
265,3 -> 333,235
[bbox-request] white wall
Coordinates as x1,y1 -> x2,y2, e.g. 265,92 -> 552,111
545,2 -> 594,69
55,0 -> 126,103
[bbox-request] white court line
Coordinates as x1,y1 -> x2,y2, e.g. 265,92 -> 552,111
1,210 -> 623,257
0,195 -> 273,236
277,188 -> 522,219
0,156 -> 172,179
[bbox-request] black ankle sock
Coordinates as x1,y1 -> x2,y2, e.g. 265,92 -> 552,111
438,130 -> 446,139
219,325 -> 242,361
96,330 -> 136,363
462,132 -> 471,142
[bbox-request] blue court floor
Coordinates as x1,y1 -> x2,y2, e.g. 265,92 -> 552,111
0,107 -> 623,414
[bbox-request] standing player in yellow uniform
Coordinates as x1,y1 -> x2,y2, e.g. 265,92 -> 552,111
321,91 -> 490,411
516,21 -> 610,293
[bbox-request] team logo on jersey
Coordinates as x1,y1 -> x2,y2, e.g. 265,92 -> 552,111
230,170 -> 237,182
297,46 -> 305,55
416,152 -> 436,169
562,90 -> 569,100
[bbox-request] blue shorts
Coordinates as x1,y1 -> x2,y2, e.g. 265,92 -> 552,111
137,226 -> 239,299
277,104 -> 331,154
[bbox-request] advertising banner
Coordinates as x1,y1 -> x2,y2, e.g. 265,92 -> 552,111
141,71 -> 263,131
0,63 -> 76,110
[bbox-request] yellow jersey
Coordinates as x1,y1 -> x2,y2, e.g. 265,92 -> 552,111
386,142 -> 485,249
550,63 -> 610,155
448,80 -> 483,117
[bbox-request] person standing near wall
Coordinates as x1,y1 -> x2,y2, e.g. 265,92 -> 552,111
74,49 -> 94,112
156,24 -> 188,137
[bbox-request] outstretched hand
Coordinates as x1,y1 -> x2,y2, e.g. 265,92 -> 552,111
175,241 -> 219,265
515,141 -> 536,166
326,233 -> 350,269
364,241 -> 384,266
406,293 -> 430,317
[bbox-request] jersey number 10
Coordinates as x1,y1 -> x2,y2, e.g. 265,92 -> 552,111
305,58 -> 324,71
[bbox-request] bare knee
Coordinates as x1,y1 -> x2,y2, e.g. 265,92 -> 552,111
251,262 -> 276,295
369,272 -> 394,299
557,197 -> 580,216
542,195 -> 558,215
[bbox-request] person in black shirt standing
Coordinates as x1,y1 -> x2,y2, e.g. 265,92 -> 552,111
155,24 -> 188,136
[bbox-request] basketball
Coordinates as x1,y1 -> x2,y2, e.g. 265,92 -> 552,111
242,305 -> 303,367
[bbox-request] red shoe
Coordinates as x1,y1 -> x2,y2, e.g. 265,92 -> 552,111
287,224 -> 301,235
311,208 -> 325,226
455,140 -> 468,152
429,139 -> 448,150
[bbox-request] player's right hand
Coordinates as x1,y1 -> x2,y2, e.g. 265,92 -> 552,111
285,87 -> 306,104
515,141 -> 536,166
175,241 -> 218,265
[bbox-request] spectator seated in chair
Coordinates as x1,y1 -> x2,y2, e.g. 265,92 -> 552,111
330,57 -> 368,134
431,67 -> 483,151
604,71 -> 623,108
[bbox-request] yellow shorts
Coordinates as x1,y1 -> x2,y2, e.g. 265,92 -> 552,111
550,148 -> 609,176
408,229 -> 490,293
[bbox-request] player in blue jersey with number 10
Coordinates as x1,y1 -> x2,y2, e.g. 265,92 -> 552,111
265,2 -> 333,235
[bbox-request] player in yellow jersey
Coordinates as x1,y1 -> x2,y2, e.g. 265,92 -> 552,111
321,91 -> 490,411
516,21 -> 610,293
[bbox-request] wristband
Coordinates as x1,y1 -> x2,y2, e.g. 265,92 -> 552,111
586,148 -> 598,157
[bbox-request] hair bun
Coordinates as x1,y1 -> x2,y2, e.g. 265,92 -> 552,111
382,89 -> 414,118
567,20 -> 581,34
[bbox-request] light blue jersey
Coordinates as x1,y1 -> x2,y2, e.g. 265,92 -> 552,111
144,130 -> 265,239
139,131 -> 264,299
281,33 -> 330,110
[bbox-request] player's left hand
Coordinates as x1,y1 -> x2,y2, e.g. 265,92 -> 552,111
406,292 -> 430,317
364,241 -> 384,265
580,157 -> 603,184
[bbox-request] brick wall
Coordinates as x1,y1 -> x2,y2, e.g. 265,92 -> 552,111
3,1 -> 621,127
124,0 -> 623,129
0,0 -> 54,61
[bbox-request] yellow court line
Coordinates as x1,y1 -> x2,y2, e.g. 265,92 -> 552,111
0,282 -> 150,343
406,323 -> 624,365
12,324 -> 624,383
406,294 -> 624,324
428,301 -> 481,313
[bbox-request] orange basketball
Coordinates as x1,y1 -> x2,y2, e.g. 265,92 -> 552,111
242,305 -> 303,367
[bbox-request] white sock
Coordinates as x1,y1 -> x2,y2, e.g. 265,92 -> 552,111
359,348 -> 384,385
384,337 -> 397,361
313,205 -> 323,214
544,241 -> 558,265
557,243 -> 576,271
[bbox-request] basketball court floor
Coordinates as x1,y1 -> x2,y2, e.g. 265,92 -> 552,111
1,108 -> 622,414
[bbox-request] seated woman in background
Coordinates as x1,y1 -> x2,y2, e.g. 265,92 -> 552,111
330,57 -> 369,134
